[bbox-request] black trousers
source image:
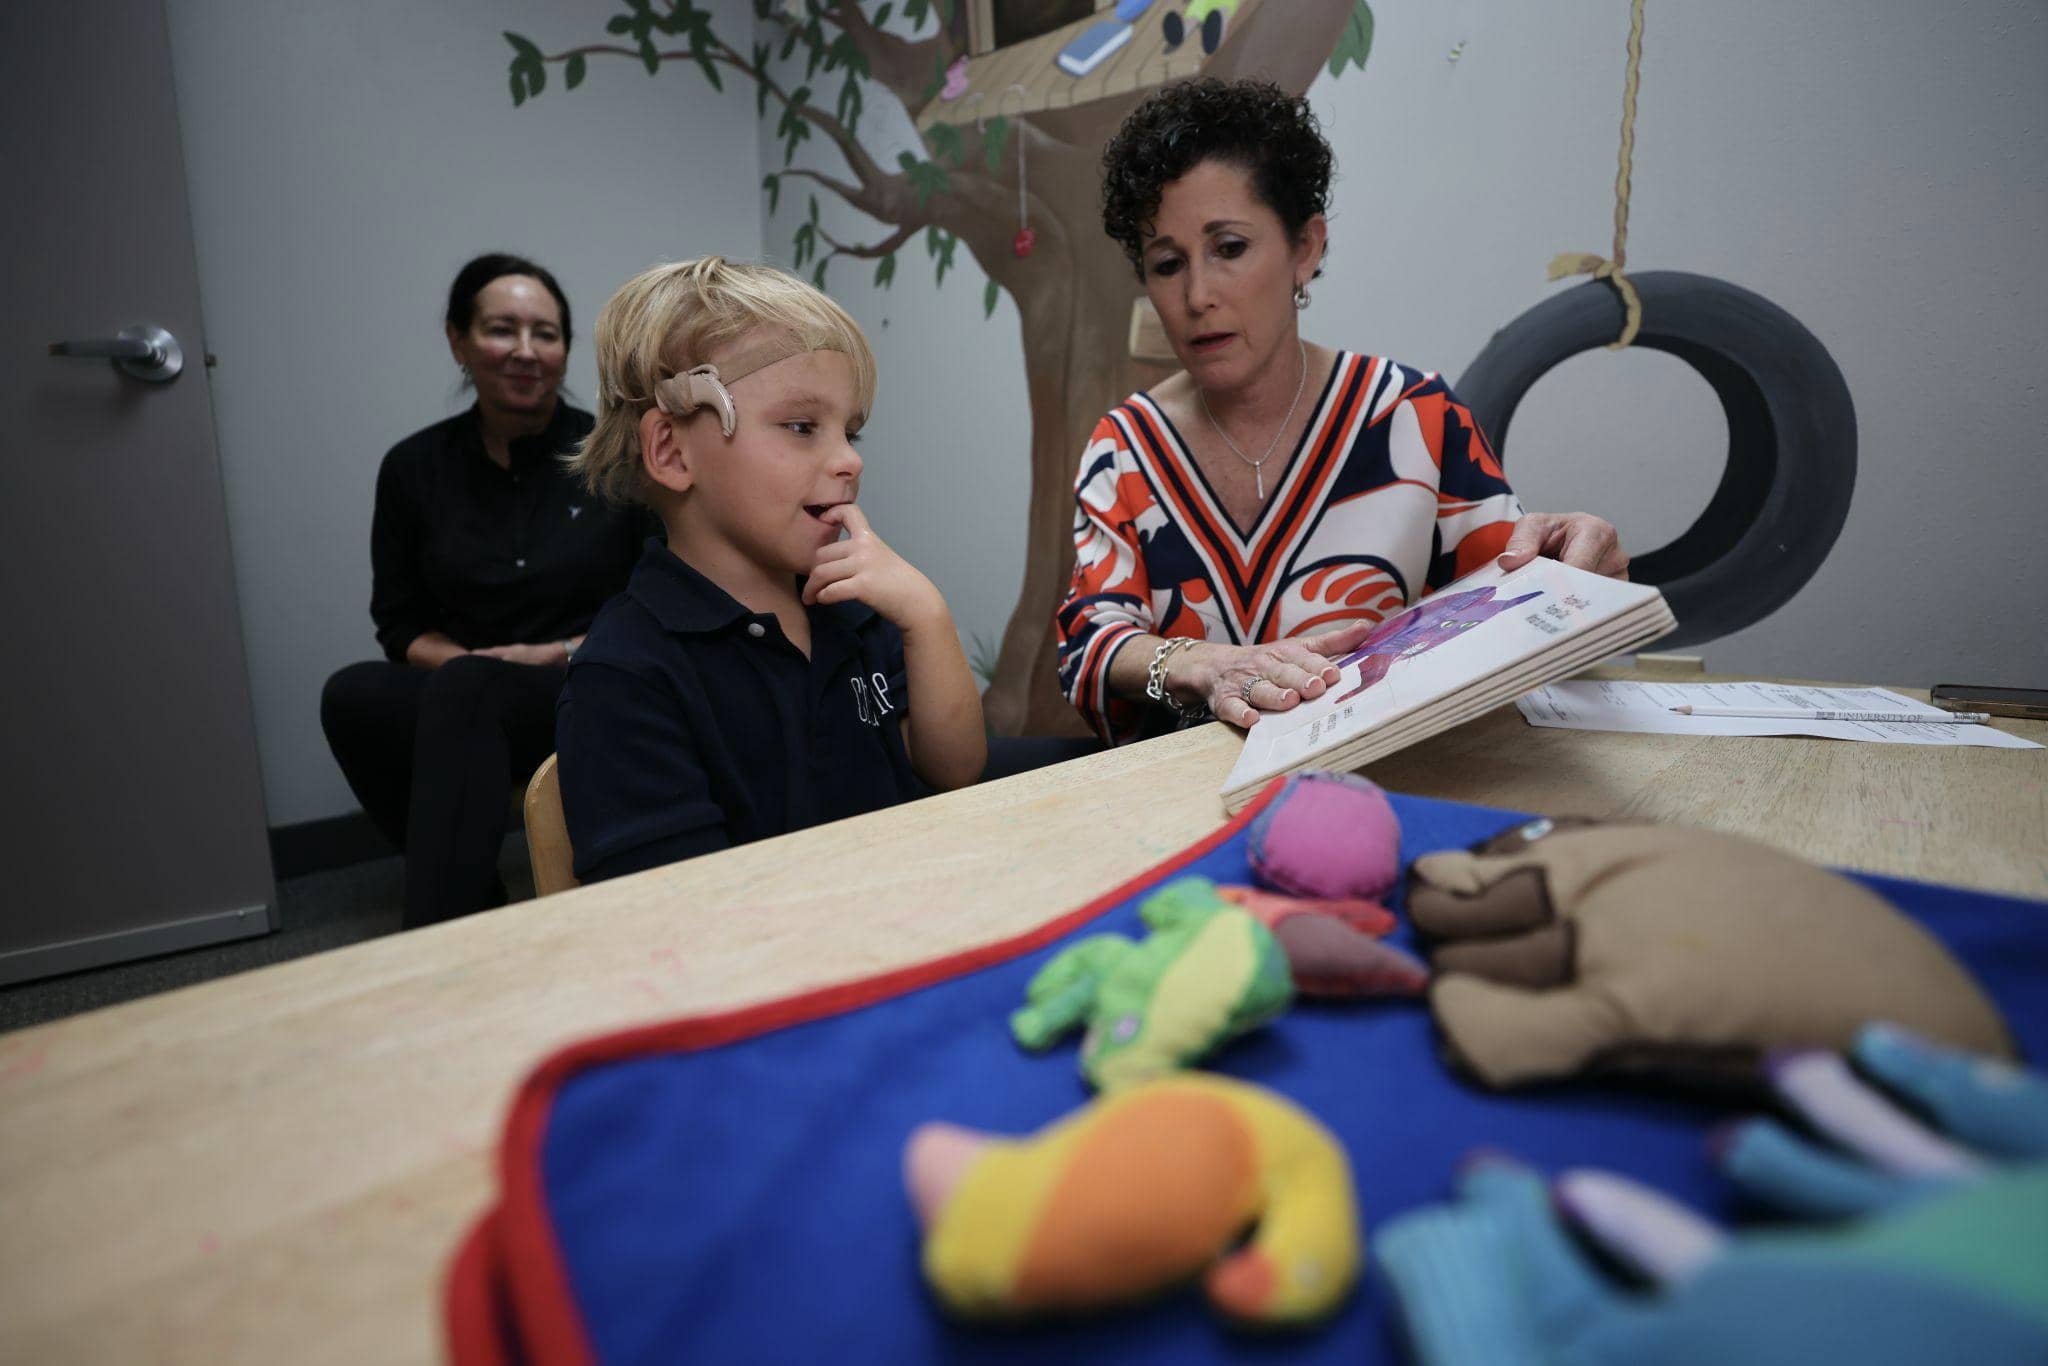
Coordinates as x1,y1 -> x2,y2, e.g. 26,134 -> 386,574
320,656 -> 564,928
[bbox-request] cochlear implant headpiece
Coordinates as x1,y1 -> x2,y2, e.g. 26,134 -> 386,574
651,333 -> 816,438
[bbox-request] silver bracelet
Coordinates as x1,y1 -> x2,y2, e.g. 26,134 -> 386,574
1144,637 -> 1208,721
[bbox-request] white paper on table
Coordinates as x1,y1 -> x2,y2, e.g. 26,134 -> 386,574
1516,680 -> 2041,750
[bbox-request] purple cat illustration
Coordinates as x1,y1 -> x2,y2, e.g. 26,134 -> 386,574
1329,585 -> 1545,704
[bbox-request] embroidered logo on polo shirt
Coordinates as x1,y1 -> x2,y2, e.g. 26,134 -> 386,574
569,504 -> 584,519
850,672 -> 896,727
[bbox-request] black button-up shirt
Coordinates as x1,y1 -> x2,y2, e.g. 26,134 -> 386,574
368,402 -> 647,661
555,543 -> 923,884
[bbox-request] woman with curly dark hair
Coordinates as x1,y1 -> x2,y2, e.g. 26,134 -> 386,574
1057,77 -> 1628,743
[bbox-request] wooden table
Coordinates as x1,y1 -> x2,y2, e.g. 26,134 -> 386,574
2,673 -> 2042,1363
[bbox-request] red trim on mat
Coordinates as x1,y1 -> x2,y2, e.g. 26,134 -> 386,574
445,1208 -> 525,1366
451,778 -> 1286,1366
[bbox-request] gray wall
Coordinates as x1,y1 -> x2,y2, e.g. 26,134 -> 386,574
772,0 -> 2046,699
167,0 -> 765,826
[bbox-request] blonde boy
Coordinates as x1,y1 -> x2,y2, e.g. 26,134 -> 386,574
556,257 -> 984,882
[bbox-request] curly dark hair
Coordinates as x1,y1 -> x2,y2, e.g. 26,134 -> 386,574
1100,77 -> 1334,281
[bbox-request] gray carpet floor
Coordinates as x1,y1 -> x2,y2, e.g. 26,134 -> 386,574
0,838 -> 535,1033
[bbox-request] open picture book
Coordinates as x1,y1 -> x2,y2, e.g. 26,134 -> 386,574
1220,557 -> 1676,811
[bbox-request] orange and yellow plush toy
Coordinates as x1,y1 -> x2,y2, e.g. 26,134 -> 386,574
904,1073 -> 1360,1325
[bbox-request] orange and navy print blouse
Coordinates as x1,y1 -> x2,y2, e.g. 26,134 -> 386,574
1056,352 -> 1523,744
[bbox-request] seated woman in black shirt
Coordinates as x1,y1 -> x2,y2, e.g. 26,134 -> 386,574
321,253 -> 646,926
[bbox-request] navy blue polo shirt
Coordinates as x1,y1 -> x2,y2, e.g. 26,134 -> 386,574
555,541 -> 923,884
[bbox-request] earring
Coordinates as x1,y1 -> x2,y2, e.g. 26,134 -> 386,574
1293,283 -> 1311,311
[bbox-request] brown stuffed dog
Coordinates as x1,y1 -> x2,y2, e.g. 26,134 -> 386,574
1406,817 -> 2016,1089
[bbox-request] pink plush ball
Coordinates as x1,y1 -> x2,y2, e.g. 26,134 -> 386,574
1247,771 -> 1401,900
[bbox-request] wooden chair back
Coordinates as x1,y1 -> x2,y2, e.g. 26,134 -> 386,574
523,753 -> 579,898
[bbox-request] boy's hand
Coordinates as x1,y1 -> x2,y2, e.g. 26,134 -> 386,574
803,504 -> 947,632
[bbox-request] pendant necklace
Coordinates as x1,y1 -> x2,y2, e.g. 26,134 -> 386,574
1201,340 -> 1308,499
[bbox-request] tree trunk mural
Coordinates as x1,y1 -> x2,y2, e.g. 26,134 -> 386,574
505,0 -> 1372,733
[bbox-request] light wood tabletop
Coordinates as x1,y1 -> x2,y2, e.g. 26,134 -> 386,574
2,670 -> 2042,1364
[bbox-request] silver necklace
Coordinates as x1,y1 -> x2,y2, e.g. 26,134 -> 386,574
1200,341 -> 1308,500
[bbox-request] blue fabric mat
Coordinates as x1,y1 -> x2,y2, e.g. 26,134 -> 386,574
533,794 -> 2048,1365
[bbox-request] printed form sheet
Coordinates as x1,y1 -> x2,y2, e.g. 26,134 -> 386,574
1517,680 -> 2041,749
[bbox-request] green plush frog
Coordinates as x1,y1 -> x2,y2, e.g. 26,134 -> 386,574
1010,876 -> 1294,1092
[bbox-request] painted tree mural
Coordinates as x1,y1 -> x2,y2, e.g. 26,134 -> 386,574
504,0 -> 1374,732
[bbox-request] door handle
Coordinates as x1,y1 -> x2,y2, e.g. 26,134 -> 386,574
48,324 -> 184,383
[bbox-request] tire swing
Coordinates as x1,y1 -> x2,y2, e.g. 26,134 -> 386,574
1456,1 -> 1856,649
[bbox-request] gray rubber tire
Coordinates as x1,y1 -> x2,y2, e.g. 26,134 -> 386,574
1457,270 -> 1856,648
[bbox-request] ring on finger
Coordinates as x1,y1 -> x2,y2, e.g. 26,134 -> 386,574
1239,677 -> 1260,707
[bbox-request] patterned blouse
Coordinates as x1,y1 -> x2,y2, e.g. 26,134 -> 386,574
1056,352 -> 1523,744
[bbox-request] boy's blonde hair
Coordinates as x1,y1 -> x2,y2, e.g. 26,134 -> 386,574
574,256 -> 878,506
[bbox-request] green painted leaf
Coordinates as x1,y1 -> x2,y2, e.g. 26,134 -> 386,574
694,50 -> 723,90
836,77 -> 864,134
812,257 -> 830,290
779,27 -> 801,61
904,0 -> 930,30
1328,1 -> 1374,78
981,115 -> 1009,173
640,39 -> 661,74
927,227 -> 958,286
763,172 -> 781,215
805,20 -> 826,77
875,1 -> 893,26
808,194 -> 820,226
874,252 -> 896,288
564,52 -> 586,89
928,121 -> 964,166
897,155 -> 951,210
983,278 -> 1000,318
503,32 -> 544,102
607,14 -> 634,34
780,114 -> 811,167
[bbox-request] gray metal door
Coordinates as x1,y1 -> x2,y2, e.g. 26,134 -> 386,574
0,0 -> 276,985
